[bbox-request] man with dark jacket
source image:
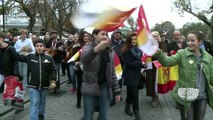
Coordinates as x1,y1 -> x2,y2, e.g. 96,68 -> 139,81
110,30 -> 125,106
198,31 -> 213,56
167,30 -> 188,55
46,30 -> 63,93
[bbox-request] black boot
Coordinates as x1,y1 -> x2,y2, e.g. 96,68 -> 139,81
76,102 -> 81,108
125,103 -> 133,116
134,110 -> 141,120
38,114 -> 44,120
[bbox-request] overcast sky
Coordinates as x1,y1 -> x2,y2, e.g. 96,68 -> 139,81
84,0 -> 209,33
131,0 -> 194,28
140,0 -> 210,28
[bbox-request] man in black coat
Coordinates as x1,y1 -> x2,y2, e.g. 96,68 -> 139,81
167,30 -> 188,55
46,30 -> 63,93
0,33 -> 7,93
198,31 -> 213,56
110,30 -> 125,106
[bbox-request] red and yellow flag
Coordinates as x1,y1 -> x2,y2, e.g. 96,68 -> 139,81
114,52 -> 122,79
137,5 -> 158,56
92,8 -> 136,32
71,0 -> 136,32
137,5 -> 150,46
154,61 -> 179,94
67,49 -> 82,63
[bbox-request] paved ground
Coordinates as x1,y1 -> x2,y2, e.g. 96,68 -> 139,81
0,75 -> 213,120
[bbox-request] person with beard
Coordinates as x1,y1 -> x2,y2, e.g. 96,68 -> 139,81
46,30 -> 63,94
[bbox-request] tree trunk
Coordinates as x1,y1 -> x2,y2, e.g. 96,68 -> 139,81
28,16 -> 36,32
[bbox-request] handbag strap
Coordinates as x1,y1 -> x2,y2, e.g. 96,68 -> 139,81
183,52 -> 202,119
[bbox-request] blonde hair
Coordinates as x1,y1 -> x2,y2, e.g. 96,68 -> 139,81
151,31 -> 161,42
20,29 -> 28,35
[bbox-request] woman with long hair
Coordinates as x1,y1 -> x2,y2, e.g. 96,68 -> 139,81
154,31 -> 213,120
121,33 -> 146,120
74,31 -> 89,108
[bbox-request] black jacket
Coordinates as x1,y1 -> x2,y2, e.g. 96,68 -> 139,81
167,41 -> 188,55
16,53 -> 57,90
0,49 -> 4,74
122,49 -> 144,86
46,40 -> 64,63
203,41 -> 213,56
2,46 -> 19,76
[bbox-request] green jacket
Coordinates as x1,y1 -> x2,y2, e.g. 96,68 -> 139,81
155,47 -> 213,108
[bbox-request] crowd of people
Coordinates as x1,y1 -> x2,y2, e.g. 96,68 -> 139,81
0,28 -> 213,120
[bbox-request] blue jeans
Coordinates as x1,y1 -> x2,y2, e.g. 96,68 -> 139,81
18,62 -> 28,91
0,74 -> 4,87
69,63 -> 76,89
82,84 -> 111,120
29,88 -> 48,120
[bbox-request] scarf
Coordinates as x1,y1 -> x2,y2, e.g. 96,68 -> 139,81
130,46 -> 142,60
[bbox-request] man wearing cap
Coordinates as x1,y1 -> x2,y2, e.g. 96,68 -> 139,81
46,30 -> 63,93
110,30 -> 125,106
14,30 -> 35,91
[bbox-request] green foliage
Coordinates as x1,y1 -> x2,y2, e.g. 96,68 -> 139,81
7,28 -> 20,36
180,22 -> 209,39
173,0 -> 213,40
151,21 -> 175,41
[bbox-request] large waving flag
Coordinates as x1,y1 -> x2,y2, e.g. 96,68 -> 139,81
71,0 -> 138,32
113,52 -> 123,80
137,5 -> 158,56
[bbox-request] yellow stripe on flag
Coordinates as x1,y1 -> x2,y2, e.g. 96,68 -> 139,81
169,65 -> 179,81
146,57 -> 152,62
67,49 -> 82,63
92,8 -> 136,32
115,64 -> 122,79
114,52 -> 123,79
137,28 -> 148,46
